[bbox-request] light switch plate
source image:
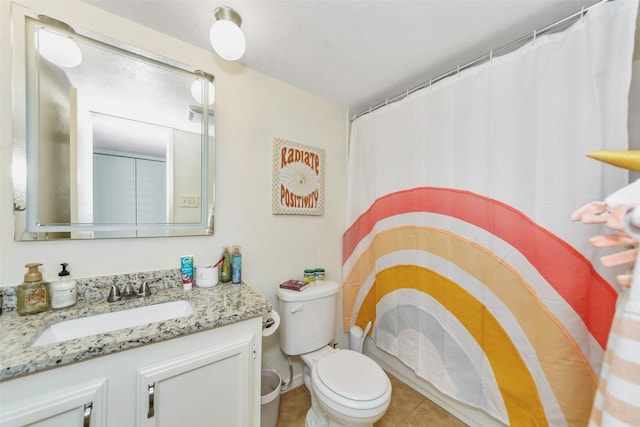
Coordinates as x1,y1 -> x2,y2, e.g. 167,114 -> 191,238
180,195 -> 200,208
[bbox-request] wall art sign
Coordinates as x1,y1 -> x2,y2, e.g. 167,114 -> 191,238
272,137 -> 325,215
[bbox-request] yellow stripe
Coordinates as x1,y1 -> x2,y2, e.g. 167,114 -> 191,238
345,225 -> 597,426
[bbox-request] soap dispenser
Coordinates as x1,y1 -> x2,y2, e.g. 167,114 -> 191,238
17,263 -> 50,316
50,263 -> 77,310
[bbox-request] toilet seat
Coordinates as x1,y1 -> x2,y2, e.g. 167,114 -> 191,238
312,350 -> 391,410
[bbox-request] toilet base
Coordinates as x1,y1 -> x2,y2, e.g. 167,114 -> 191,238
305,407 -> 374,427
305,407 -> 327,427
303,366 -> 328,427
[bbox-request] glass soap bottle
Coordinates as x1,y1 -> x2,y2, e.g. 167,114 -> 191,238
17,263 -> 50,316
220,247 -> 231,283
231,246 -> 242,284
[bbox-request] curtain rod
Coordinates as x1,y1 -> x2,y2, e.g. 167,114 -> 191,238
350,0 -> 613,122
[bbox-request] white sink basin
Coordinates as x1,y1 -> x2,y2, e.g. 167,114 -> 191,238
32,300 -> 194,347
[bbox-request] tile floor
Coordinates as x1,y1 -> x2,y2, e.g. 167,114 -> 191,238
276,373 -> 468,426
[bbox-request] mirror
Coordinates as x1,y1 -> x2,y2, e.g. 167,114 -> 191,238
12,8 -> 215,240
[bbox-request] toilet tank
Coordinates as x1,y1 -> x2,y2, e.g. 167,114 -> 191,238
277,280 -> 340,355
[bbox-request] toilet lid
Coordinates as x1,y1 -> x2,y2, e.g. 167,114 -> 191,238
316,350 -> 388,401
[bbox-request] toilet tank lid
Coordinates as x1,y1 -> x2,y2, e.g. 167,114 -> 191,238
277,280 -> 339,302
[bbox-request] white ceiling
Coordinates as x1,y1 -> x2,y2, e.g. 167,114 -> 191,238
82,0 -> 636,114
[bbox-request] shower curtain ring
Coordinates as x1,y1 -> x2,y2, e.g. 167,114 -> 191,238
581,7 -> 585,22
489,50 -> 493,62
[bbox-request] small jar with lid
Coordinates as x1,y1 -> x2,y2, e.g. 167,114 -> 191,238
17,263 -> 50,316
303,269 -> 315,284
314,268 -> 325,282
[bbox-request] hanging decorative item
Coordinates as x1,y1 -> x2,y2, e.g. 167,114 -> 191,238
272,137 -> 325,215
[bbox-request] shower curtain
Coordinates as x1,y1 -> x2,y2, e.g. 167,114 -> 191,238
342,1 -> 638,426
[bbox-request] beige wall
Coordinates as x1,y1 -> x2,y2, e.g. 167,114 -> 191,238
0,0 -> 348,375
171,129 -> 202,224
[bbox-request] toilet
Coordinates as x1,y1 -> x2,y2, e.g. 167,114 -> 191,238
278,280 -> 391,427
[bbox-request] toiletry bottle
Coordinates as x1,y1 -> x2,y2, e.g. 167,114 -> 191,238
220,247 -> 231,283
50,263 -> 77,310
231,246 -> 242,284
181,255 -> 194,291
17,263 -> 50,316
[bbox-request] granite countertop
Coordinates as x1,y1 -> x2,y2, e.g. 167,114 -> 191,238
0,282 -> 271,381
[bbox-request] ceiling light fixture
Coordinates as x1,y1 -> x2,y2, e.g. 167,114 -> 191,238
210,6 -> 246,61
35,16 -> 82,68
35,15 -> 82,68
36,28 -> 82,68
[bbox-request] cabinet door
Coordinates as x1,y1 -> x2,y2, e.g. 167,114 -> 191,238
137,335 -> 255,427
0,379 -> 106,427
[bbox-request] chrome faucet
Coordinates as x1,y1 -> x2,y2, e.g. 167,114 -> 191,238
138,278 -> 161,298
121,283 -> 138,299
106,283 -> 138,301
107,284 -> 121,302
138,281 -> 151,298
107,278 -> 161,302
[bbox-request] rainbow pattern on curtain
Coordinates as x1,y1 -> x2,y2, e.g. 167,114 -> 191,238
342,187 -> 617,425
342,2 -> 637,425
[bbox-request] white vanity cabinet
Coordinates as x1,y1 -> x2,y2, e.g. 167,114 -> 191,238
136,326 -> 257,426
0,378 -> 108,426
0,317 -> 262,427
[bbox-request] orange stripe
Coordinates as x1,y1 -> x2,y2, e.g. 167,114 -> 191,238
343,187 -> 615,348
344,226 -> 597,426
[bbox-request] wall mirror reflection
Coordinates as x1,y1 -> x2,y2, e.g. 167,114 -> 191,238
12,7 -> 215,240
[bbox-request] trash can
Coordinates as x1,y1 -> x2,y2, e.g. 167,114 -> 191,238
261,369 -> 281,427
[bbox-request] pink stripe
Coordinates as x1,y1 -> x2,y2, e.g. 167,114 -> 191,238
602,392 -> 640,425
343,187 -> 616,348
616,316 -> 640,340
609,352 -> 640,384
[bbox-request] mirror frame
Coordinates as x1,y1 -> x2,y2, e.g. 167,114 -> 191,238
11,4 -> 216,240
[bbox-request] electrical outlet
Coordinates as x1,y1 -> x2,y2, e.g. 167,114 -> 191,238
180,195 -> 200,208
